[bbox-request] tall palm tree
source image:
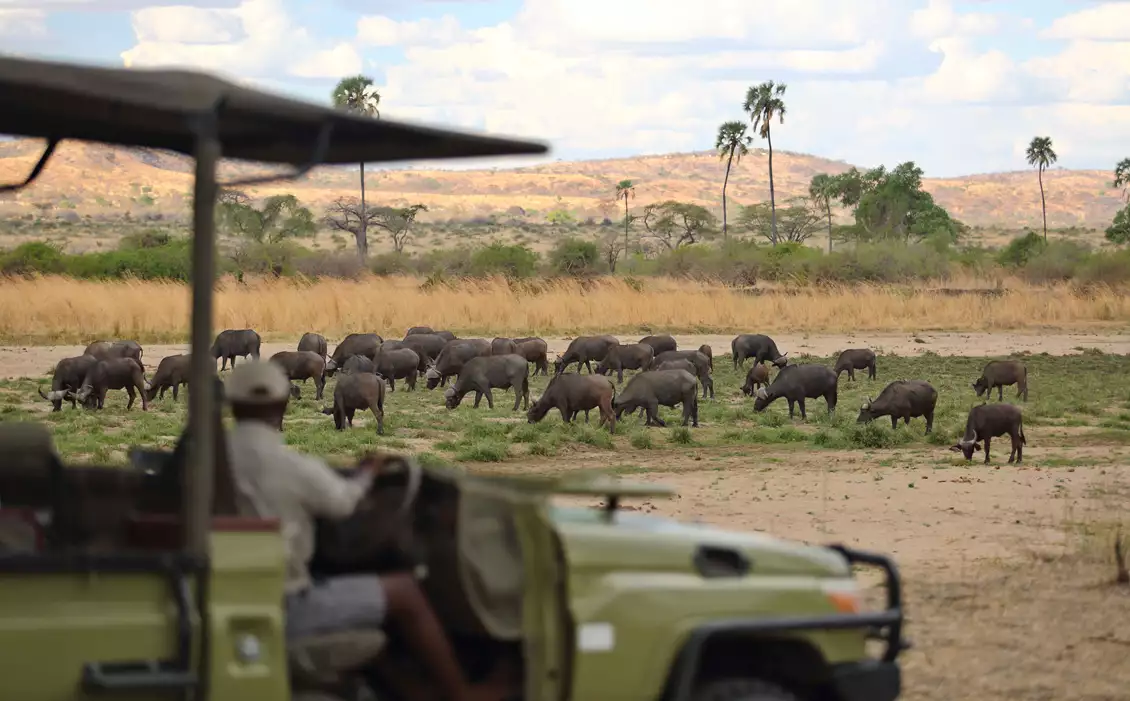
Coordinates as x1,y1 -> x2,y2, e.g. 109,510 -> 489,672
332,75 -> 381,260
743,81 -> 787,245
808,173 -> 839,253
1026,136 -> 1057,243
715,121 -> 751,241
615,179 -> 636,258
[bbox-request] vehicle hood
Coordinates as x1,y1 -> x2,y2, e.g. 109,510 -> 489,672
550,506 -> 851,578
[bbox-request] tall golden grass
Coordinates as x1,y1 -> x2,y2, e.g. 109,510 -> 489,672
0,275 -> 1127,343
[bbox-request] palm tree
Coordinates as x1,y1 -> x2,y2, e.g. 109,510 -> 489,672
615,179 -> 636,258
332,75 -> 381,260
1113,158 -> 1130,201
1026,136 -> 1057,242
743,81 -> 787,245
808,173 -> 839,253
715,121 -> 751,240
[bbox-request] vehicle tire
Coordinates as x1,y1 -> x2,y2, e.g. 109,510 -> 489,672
692,678 -> 802,701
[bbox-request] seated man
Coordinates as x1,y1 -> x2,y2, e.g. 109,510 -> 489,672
224,361 -> 502,701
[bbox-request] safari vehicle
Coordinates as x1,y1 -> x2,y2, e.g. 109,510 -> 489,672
0,56 -> 907,701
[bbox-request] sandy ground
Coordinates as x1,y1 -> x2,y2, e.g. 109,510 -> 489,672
3,330 -> 1130,379
533,447 -> 1130,701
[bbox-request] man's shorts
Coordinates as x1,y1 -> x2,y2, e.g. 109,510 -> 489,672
284,574 -> 388,639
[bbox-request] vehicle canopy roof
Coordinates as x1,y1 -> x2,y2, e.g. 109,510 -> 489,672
0,56 -> 547,167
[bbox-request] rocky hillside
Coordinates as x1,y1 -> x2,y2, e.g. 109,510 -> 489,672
0,139 -> 1123,229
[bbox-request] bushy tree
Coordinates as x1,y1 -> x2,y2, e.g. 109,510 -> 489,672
1106,204 -> 1130,245
218,194 -> 316,244
641,201 -> 718,250
825,162 -> 964,245
739,197 -> 822,245
549,237 -> 600,276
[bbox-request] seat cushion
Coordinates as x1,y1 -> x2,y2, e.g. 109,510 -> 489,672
289,630 -> 387,688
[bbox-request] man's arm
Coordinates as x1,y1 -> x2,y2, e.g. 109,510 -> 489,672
292,455 -> 376,519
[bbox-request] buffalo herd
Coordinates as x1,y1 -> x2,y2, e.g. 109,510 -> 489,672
37,329 -> 1032,463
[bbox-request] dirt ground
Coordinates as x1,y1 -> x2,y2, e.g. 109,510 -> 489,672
5,331 -> 1129,697
3,330 -> 1130,380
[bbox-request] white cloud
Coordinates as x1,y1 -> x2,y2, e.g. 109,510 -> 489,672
0,8 -> 45,36
356,14 -> 464,47
1043,2 -> 1130,41
290,42 -> 362,79
131,5 -> 241,43
910,0 -> 1001,40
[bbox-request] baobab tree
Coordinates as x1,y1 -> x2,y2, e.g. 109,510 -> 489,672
715,121 -> 752,240
331,75 -> 381,260
1026,136 -> 1057,242
743,81 -> 787,245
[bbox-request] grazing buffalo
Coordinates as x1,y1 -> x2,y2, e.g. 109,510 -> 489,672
84,340 -> 144,366
950,403 -> 1026,464
38,354 -> 99,411
753,364 -> 837,419
321,372 -> 385,434
512,337 -> 550,376
397,333 -> 447,371
731,334 -> 788,371
340,354 -> 376,376
298,332 -> 328,360
697,344 -> 714,371
211,329 -> 261,371
374,347 -> 421,392
857,380 -> 937,434
595,343 -> 654,384
527,373 -> 616,432
269,350 -> 327,400
405,326 -> 435,337
741,364 -> 771,397
973,360 -> 1029,401
444,354 -> 529,411
638,334 -> 677,356
834,348 -> 877,381
555,335 -> 620,375
650,350 -> 714,399
325,333 -> 383,376
146,353 -> 192,402
613,369 -> 699,428
426,339 -> 493,389
74,358 -> 149,411
491,337 -> 520,356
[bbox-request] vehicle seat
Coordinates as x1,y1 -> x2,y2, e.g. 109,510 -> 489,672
288,629 -> 387,696
0,422 -> 67,548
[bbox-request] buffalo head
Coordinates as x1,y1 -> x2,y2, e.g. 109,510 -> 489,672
856,397 -> 876,424
772,352 -> 789,369
949,439 -> 981,460
971,378 -> 988,397
752,386 -> 771,412
443,386 -> 458,409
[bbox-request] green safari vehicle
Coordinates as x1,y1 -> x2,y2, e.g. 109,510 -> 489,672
0,56 -> 907,701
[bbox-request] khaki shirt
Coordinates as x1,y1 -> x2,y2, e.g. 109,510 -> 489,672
226,421 -> 374,593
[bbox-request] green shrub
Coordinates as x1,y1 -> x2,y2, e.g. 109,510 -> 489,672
0,241 -> 66,276
469,243 -> 539,279
548,237 -> 600,277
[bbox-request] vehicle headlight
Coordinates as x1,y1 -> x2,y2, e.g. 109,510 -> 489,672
819,578 -> 862,614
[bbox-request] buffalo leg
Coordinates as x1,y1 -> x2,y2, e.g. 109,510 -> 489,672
983,437 -> 992,463
584,360 -> 593,374
848,368 -> 855,382
924,410 -> 934,434
346,408 -> 356,427
600,399 -> 616,434
997,385 -> 1003,401
315,376 -> 325,401
584,409 -> 591,423
173,384 -> 180,402
787,399 -> 796,418
617,368 -> 624,384
370,402 -> 385,435
511,383 -> 522,412
645,402 -> 666,428
407,374 -> 416,391
126,387 -> 136,410
797,398 -> 807,420
522,379 -> 529,410
473,391 -> 483,408
1014,433 -> 1023,463
869,363 -> 877,380
484,389 -> 495,410
891,416 -> 898,430
559,408 -> 572,423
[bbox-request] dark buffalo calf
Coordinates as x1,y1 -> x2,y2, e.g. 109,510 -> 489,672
270,350 -> 327,400
444,354 -> 529,411
950,403 -> 1026,463
834,348 -> 877,381
555,335 -> 619,375
527,373 -> 616,433
326,333 -> 384,375
146,353 -> 192,402
596,343 -> 654,384
857,380 -> 937,434
426,339 -> 493,389
973,360 -> 1028,401
697,344 -> 713,371
322,372 -> 385,434
638,334 -> 677,355
613,369 -> 699,428
298,332 -> 328,359
512,337 -> 549,376
375,347 -> 421,391
340,354 -> 376,375
741,364 -> 771,396
491,337 -> 520,356
650,350 -> 714,399
753,364 -> 837,420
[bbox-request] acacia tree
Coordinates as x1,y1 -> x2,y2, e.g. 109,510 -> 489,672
615,179 -> 636,257
641,201 -> 718,250
743,81 -> 787,245
808,173 -> 838,252
739,197 -> 822,245
325,198 -> 427,253
331,75 -> 381,260
1026,136 -> 1057,242
1113,157 -> 1130,200
715,121 -> 752,240
218,194 -> 316,244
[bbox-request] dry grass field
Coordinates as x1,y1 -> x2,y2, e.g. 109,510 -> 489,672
1,139 -> 1125,244
1,274 -> 1129,343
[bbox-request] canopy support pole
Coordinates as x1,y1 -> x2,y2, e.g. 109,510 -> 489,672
185,116 -> 219,558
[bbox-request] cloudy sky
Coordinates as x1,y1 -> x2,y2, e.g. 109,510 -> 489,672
2,0 -> 1128,176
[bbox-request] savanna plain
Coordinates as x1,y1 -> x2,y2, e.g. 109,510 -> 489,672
0,276 -> 1128,701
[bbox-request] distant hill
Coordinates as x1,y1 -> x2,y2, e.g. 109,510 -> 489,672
0,138 -> 1124,229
